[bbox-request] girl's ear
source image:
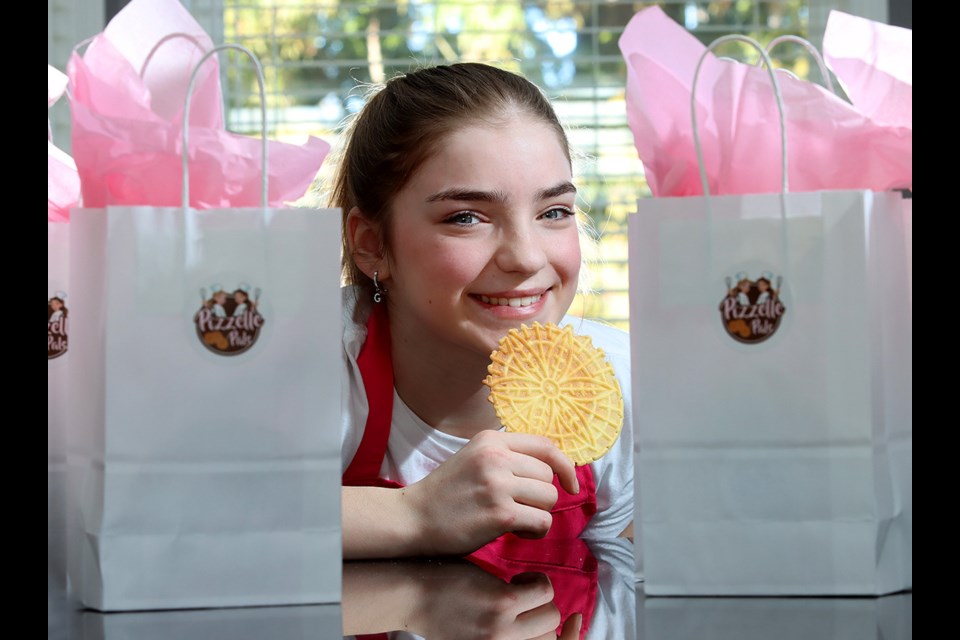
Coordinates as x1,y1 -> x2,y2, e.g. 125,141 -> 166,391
346,207 -> 389,280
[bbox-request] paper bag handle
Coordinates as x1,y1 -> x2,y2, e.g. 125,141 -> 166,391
139,32 -> 211,79
182,43 -> 268,208
691,35 -> 788,196
760,35 -> 837,95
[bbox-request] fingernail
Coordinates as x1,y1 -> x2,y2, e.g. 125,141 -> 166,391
574,478 -> 580,494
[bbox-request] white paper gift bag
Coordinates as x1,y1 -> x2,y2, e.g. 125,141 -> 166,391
49,221 -> 70,591
49,61 -> 79,594
629,37 -> 911,596
65,45 -> 342,611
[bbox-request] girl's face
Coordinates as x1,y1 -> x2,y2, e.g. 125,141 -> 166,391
214,292 -> 227,304
383,115 -> 581,359
235,291 -> 248,303
51,299 -> 63,311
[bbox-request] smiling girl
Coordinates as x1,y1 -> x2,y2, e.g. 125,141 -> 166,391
331,63 -> 633,559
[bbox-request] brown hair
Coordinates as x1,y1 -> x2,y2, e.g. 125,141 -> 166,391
328,62 -> 573,297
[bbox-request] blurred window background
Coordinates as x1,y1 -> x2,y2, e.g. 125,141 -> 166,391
49,0 -> 908,329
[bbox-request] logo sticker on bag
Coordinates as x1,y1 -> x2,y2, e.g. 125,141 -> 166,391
718,271 -> 786,344
193,283 -> 265,356
48,291 -> 69,359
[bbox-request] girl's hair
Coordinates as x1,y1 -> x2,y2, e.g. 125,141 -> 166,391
328,62 -> 573,297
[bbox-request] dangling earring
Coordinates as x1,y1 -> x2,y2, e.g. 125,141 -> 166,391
372,271 -> 386,304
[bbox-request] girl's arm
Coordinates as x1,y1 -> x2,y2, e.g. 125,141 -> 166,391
342,430 -> 579,559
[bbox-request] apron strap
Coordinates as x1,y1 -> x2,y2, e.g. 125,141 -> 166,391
342,303 -> 396,487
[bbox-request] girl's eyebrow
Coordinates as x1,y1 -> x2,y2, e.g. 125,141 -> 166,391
426,188 -> 507,204
425,182 -> 577,204
536,181 -> 577,201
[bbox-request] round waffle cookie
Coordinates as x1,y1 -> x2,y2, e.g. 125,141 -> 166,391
484,322 -> 624,466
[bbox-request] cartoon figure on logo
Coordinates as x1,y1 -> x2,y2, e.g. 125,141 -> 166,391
48,292 -> 69,359
48,296 -> 66,323
194,283 -> 265,356
719,271 -> 787,344
755,271 -> 779,305
232,284 -> 256,317
727,272 -> 753,306
210,284 -> 228,318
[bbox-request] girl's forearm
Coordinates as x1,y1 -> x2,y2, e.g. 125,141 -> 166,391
342,485 -> 425,559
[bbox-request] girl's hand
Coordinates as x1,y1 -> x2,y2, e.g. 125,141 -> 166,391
405,430 -> 580,555
415,568 -> 561,640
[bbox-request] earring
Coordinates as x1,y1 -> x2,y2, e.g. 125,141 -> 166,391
372,271 -> 386,304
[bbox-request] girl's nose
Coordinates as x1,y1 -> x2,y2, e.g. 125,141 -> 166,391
494,224 -> 548,275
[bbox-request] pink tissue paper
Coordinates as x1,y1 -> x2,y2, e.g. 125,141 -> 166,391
618,6 -> 911,197
49,64 -> 79,223
67,0 -> 330,209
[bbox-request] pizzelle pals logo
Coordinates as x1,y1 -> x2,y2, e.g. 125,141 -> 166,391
193,283 -> 265,356
48,291 -> 69,360
718,271 -> 787,344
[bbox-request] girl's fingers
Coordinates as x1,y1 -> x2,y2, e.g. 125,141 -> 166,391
510,476 -> 560,512
558,612 -> 583,640
508,452 -> 558,484
504,572 -> 555,613
509,503 -> 556,539
503,433 -> 580,496
511,600 -> 563,639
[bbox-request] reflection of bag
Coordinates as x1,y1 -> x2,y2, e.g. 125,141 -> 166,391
628,36 -> 911,595
641,592 -> 913,640
74,604 -> 343,640
65,45 -> 342,611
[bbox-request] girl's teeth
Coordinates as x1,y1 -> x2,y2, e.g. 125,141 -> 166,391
479,294 -> 541,307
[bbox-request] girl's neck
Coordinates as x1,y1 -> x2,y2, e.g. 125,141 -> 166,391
388,321 -> 501,440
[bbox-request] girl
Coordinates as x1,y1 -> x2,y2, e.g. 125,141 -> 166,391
331,62 -> 633,559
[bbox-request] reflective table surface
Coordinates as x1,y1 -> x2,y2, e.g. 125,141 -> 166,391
49,538 -> 912,640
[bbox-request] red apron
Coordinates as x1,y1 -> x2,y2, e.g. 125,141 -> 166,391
344,304 -> 598,638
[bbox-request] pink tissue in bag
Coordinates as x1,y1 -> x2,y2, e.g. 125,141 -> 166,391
618,6 -> 912,197
49,64 -> 79,223
68,0 -> 330,209
823,10 -> 911,129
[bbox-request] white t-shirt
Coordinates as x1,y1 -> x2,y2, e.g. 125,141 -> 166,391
340,287 -> 634,540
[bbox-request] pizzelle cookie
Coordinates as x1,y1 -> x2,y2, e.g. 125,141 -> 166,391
483,322 -> 624,466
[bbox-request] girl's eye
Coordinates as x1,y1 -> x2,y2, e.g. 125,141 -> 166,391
541,207 -> 575,220
444,212 -> 482,225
